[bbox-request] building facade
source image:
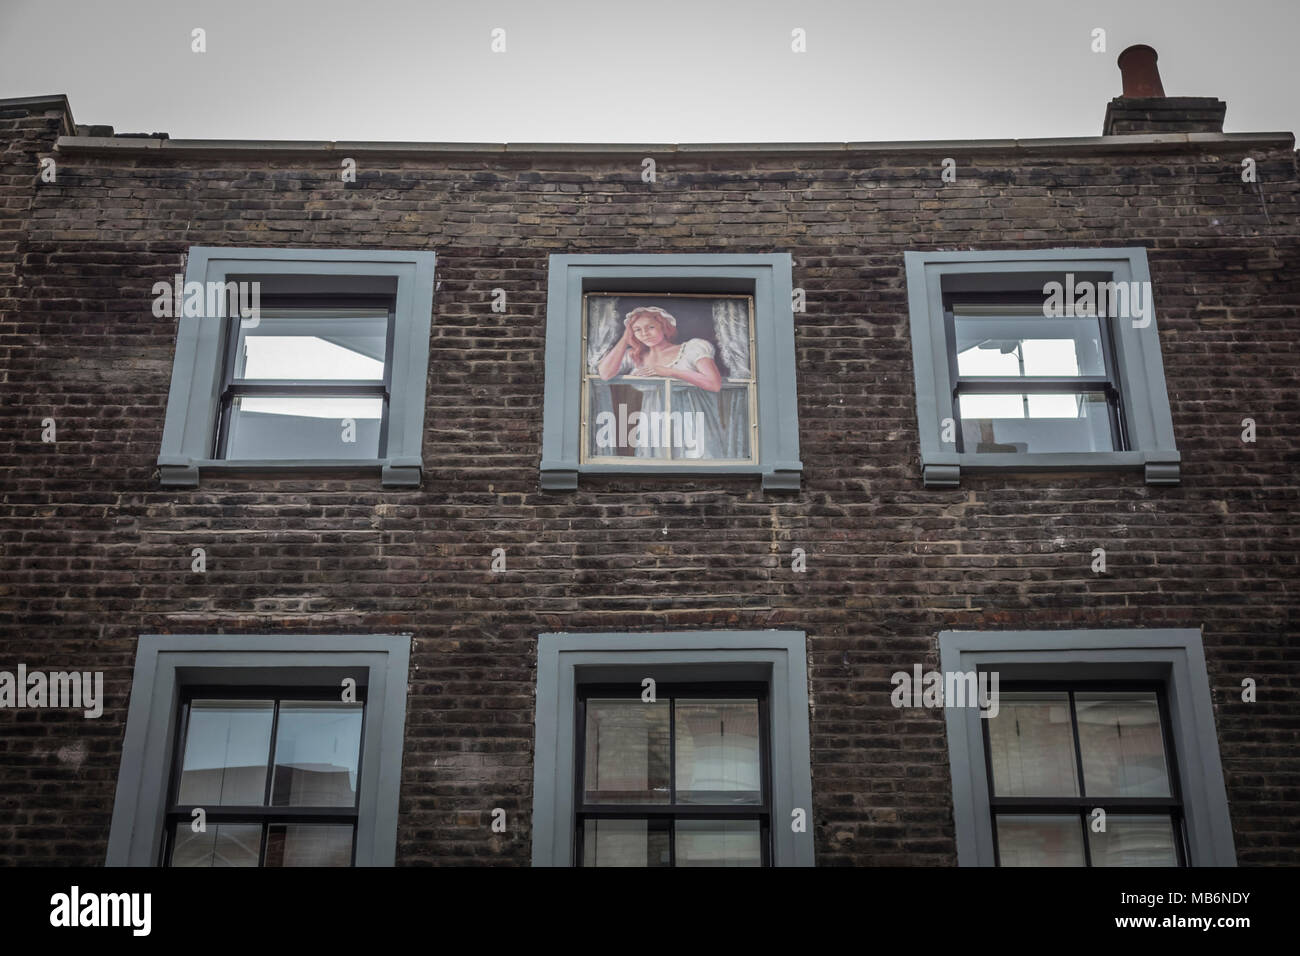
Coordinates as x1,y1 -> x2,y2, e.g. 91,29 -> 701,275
1,52 -> 1296,867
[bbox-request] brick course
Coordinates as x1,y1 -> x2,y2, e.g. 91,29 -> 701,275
1,97 -> 1297,865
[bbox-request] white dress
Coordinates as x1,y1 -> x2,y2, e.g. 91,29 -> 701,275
628,338 -> 736,460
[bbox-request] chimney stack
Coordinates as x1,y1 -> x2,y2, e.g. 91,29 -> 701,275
1103,45 -> 1225,135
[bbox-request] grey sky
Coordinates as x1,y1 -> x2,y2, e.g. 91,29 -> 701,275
1,0 -> 1296,143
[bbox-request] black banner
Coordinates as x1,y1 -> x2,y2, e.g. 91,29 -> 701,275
0,865 -> 1288,942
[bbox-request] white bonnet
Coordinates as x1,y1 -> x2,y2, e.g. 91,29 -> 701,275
624,305 -> 677,329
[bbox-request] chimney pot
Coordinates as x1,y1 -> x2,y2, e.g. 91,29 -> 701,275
1117,45 -> 1166,97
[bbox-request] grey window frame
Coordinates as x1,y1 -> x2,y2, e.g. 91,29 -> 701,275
904,248 -> 1180,488
540,254 -> 802,491
531,630 -> 815,866
939,627 -> 1236,867
106,633 -> 411,867
157,247 -> 437,488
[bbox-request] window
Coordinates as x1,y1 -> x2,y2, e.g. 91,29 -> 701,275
984,684 -> 1185,866
216,298 -> 395,462
165,688 -> 365,867
905,249 -> 1180,487
946,297 -> 1125,455
542,255 -> 802,490
577,684 -> 770,866
940,629 -> 1236,867
531,631 -> 814,866
106,634 -> 410,867
157,248 -> 436,488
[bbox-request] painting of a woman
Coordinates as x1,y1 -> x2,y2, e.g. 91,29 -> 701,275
595,305 -> 732,460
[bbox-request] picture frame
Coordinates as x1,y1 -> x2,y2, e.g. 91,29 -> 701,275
580,292 -> 759,466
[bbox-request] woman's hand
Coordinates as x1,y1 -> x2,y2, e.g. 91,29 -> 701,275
630,365 -> 677,378
597,330 -> 637,380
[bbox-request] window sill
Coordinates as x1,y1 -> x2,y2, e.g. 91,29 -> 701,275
157,456 -> 422,488
921,450 -> 1180,487
541,459 -> 803,491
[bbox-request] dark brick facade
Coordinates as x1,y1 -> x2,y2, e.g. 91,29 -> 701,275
1,93 -> 1297,866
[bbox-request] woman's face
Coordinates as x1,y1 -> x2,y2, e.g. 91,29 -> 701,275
630,315 -> 667,347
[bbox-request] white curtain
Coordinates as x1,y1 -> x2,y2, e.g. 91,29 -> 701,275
587,296 -> 623,374
586,297 -> 622,456
711,299 -> 751,379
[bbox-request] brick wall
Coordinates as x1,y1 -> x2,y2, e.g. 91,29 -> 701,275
1,98 -> 1297,865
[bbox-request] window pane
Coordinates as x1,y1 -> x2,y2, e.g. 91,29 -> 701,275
581,819 -> 670,867
959,391 -> 1115,453
271,702 -> 364,807
587,380 -> 644,459
234,310 -> 388,381
177,700 -> 274,806
224,395 -> 383,460
996,814 -> 1085,866
987,692 -> 1079,797
954,313 -> 1106,377
265,824 -> 354,867
1076,692 -> 1171,797
675,699 -> 762,804
583,699 -> 671,804
667,381 -> 752,461
1089,814 -> 1179,866
170,823 -> 261,867
675,820 -> 763,867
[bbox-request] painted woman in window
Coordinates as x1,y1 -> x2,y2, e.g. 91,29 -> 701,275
593,304 -> 746,460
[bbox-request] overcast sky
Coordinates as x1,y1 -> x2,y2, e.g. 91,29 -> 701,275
1,0 -> 1295,143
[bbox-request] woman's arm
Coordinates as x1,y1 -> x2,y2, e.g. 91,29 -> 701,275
631,356 -> 723,392
596,329 -> 633,380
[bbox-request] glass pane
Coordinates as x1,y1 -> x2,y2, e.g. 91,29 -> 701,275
954,312 -> 1106,377
583,699 -> 670,804
1089,814 -> 1179,866
675,820 -> 763,867
170,823 -> 261,867
996,814 -> 1086,866
987,692 -> 1079,797
1076,692 -> 1171,797
264,824 -> 354,867
675,699 -> 761,804
234,310 -> 388,381
959,391 -> 1115,453
587,379 -> 645,460
271,702 -> 364,807
177,700 -> 274,806
667,381 -> 752,462
581,819 -> 670,867
993,816 -> 1086,868
224,395 -> 383,460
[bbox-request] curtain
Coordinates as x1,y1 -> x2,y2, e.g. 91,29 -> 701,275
711,299 -> 751,380
587,297 -> 623,374
587,297 -> 622,456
